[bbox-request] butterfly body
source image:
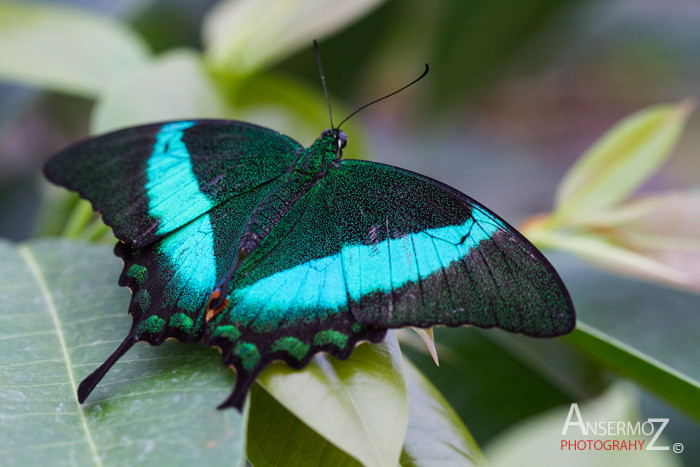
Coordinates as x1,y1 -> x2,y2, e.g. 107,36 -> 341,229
44,120 -> 575,411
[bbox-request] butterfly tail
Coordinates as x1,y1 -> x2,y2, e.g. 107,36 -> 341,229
77,333 -> 138,403
217,367 -> 258,411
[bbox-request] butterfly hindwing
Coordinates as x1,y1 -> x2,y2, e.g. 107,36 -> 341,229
43,120 -> 302,247
202,184 -> 387,409
116,178 -> 287,344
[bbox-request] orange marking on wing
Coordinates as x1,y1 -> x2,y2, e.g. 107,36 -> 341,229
205,289 -> 229,322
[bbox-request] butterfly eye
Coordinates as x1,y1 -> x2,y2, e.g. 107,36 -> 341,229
338,131 -> 348,149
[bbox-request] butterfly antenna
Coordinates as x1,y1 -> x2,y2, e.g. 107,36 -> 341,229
337,64 -> 429,129
314,40 -> 334,129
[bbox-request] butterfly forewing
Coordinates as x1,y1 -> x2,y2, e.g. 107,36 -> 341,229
324,160 -> 575,337
44,120 -> 302,247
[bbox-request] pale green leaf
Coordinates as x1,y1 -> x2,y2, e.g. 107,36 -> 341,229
203,0 -> 386,74
568,323 -> 700,420
527,228 -> 691,289
250,354 -> 481,467
400,361 -> 483,466
91,49 -> 225,133
485,384 -> 681,467
257,333 -> 408,467
0,239 -> 246,465
581,191 -> 700,251
0,1 -> 149,97
553,102 -> 693,223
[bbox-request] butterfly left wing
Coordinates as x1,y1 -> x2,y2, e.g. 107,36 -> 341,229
200,160 -> 574,409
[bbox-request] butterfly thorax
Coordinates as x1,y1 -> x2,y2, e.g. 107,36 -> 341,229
237,132 -> 341,257
293,130 -> 344,174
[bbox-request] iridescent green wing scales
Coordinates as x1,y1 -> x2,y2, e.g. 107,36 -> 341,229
115,179 -> 281,338
49,121 -> 574,412
202,184 -> 386,409
44,120 -> 301,247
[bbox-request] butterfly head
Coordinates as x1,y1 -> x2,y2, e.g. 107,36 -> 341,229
320,128 -> 347,155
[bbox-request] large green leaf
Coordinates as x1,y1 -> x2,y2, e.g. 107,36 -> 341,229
402,326 -> 578,445
0,1 -> 149,97
550,253 -> 700,421
0,240 -> 246,465
248,354 -> 482,467
247,385 -> 361,467
257,334 -> 409,467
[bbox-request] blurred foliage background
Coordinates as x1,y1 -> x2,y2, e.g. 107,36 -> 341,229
0,0 -> 698,465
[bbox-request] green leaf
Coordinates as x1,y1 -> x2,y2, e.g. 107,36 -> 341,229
568,324 -> 700,421
400,360 -> 483,466
202,0 -> 386,75
0,239 -> 246,465
249,350 -> 479,467
91,49 -> 226,134
0,1 -> 149,97
553,102 -> 694,223
256,333 -> 408,467
549,253 -> 700,420
485,384 -> 681,466
584,191 -> 700,251
247,385 -> 361,467
401,327 -> 578,444
527,228 -> 691,289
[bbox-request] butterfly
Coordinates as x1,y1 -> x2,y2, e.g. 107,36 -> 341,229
43,65 -> 575,412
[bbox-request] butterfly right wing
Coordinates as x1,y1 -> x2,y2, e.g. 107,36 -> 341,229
44,120 -> 302,247
322,159 -> 575,337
